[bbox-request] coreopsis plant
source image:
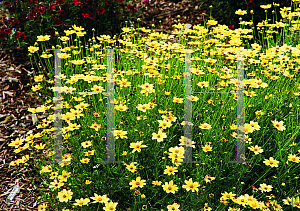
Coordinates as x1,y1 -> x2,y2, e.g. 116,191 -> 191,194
7,3 -> 300,211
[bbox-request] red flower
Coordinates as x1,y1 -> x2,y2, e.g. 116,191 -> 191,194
229,25 -> 235,30
144,0 -> 150,7
0,32 -> 7,40
53,18 -> 64,25
34,3 -> 47,14
247,0 -> 255,8
29,0 -> 38,4
10,19 -> 20,28
127,4 -> 136,13
1,25 -> 12,35
96,6 -> 106,15
55,0 -> 66,4
226,39 -> 231,45
15,32 -> 27,41
80,2 -> 88,9
82,12 -> 95,19
72,0 -> 81,6
48,29 -> 55,36
49,2 -> 58,10
3,1 -> 11,7
58,10 -> 67,16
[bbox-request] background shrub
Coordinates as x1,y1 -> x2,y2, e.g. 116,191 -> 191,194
0,0 -> 143,50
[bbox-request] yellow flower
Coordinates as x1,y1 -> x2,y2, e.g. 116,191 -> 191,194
85,150 -> 95,156
248,145 -> 263,155
164,165 -> 178,175
40,165 -> 52,173
235,9 -> 247,15
81,140 -> 92,148
167,203 -> 180,211
182,178 -> 200,192
37,203 -> 47,211
199,123 -> 212,129
57,53 -> 71,59
125,162 -> 138,173
57,189 -> 73,202
90,193 -> 109,203
122,27 -> 131,33
34,143 -> 46,150
129,176 -> 147,190
260,4 -> 272,9
103,201 -> 118,211
28,46 -> 39,53
152,180 -> 162,186
49,179 -> 64,190
40,53 -> 53,58
71,59 -> 85,65
80,158 -> 90,163
58,170 -> 71,182
85,180 -> 92,185
8,138 -> 24,148
263,157 -> 279,168
37,35 -> 51,41
259,183 -> 273,193
59,36 -> 70,42
207,20 -> 218,26
130,141 -> 148,153
162,180 -> 179,194
76,31 -> 86,37
72,24 -> 85,31
202,144 -> 212,152
73,198 -> 90,206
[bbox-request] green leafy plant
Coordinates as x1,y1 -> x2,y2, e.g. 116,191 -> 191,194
8,5 -> 300,210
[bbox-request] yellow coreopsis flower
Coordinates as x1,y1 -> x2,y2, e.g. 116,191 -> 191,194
164,165 -> 178,175
235,9 -> 247,15
81,140 -> 92,148
34,143 -> 46,150
90,193 -> 109,204
58,170 -> 71,182
207,20 -> 218,26
74,198 -> 90,206
263,157 -> 279,168
37,203 -> 47,211
129,176 -> 147,189
49,179 -> 64,190
122,27 -> 131,33
37,35 -> 51,41
28,46 -> 39,53
57,189 -> 73,202
103,202 -> 118,211
80,158 -> 90,163
71,59 -> 85,65
259,183 -> 273,193
162,180 -> 179,194
72,24 -> 85,31
260,4 -> 272,9
202,144 -> 212,152
182,178 -> 200,192
130,141 -> 148,153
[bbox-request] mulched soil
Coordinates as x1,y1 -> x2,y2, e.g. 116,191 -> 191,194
0,0 -> 213,210
0,48 -> 46,210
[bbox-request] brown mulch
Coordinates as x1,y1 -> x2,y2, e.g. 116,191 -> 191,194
0,48 -> 47,210
0,0 -> 213,210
